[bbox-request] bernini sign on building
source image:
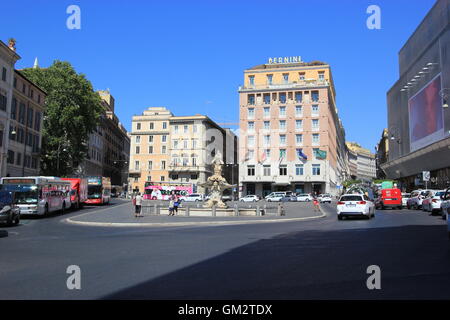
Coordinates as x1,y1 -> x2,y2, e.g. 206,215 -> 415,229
268,56 -> 303,64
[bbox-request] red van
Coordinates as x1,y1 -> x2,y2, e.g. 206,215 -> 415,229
379,188 -> 403,210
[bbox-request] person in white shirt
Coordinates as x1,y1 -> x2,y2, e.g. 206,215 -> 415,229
134,193 -> 143,217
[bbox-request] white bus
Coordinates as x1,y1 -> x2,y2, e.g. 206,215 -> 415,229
0,176 -> 71,215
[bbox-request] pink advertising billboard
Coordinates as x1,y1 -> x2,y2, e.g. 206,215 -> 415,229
408,74 -> 445,152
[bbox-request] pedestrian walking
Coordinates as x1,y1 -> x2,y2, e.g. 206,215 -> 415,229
135,192 -> 143,217
313,196 -> 320,212
168,198 -> 175,216
171,191 -> 180,215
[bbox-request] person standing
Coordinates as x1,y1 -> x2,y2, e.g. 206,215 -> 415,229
168,198 -> 175,216
135,192 -> 143,217
313,196 -> 320,212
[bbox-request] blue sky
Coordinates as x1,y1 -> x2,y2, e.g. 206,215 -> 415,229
0,0 -> 436,151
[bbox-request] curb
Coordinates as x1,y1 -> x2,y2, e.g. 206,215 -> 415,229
64,211 -> 327,228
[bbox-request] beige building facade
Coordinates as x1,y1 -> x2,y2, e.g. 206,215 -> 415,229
238,59 -> 348,197
129,107 -> 238,195
346,142 -> 376,181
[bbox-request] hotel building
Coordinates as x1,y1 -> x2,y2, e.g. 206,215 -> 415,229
346,142 -> 377,181
238,59 -> 348,197
129,107 -> 238,195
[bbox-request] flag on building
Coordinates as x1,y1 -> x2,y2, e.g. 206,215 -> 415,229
297,149 -> 308,161
278,150 -> 285,164
259,150 -> 267,164
244,150 -> 250,162
315,149 -> 327,160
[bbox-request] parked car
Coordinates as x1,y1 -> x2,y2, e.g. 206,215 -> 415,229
281,194 -> 297,202
407,189 -> 432,210
180,193 -> 204,202
297,193 -> 313,202
337,194 -> 375,220
0,191 -> 20,226
401,193 -> 411,207
239,195 -> 259,202
375,188 -> 402,210
422,190 -> 446,214
265,192 -> 285,202
441,188 -> 450,236
319,194 -> 332,203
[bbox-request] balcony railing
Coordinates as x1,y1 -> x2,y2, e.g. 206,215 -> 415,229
239,79 -> 330,92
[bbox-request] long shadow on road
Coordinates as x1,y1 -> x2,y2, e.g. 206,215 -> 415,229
103,224 -> 450,300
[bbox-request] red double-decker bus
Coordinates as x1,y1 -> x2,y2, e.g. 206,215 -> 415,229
85,176 -> 111,205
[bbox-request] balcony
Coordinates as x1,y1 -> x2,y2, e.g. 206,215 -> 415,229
239,79 -> 330,92
168,164 -> 201,172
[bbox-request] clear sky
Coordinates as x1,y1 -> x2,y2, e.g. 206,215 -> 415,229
0,0 -> 436,152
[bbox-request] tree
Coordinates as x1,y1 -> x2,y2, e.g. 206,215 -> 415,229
21,60 -> 103,176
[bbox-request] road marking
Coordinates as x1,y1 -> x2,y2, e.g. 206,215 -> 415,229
61,202 -> 131,224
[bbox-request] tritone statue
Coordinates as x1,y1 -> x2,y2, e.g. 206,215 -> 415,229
199,151 -> 235,209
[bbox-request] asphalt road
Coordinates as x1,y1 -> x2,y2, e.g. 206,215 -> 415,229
0,199 -> 449,300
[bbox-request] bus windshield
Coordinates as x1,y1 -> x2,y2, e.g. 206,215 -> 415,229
88,185 -> 102,199
0,185 -> 39,204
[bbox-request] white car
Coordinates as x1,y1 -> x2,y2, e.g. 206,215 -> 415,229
319,194 -> 332,203
407,189 -> 431,209
337,194 -> 375,220
297,193 -> 313,202
240,195 -> 259,202
265,192 -> 285,202
180,193 -> 204,202
422,190 -> 446,215
401,193 -> 411,207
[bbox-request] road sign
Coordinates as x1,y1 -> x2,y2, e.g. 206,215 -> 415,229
422,171 -> 430,182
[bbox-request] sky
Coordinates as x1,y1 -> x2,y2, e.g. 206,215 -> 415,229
0,0 -> 437,152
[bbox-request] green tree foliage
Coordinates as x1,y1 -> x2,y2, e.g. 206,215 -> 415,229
21,60 -> 103,176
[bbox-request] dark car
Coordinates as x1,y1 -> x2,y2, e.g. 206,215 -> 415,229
0,191 -> 20,226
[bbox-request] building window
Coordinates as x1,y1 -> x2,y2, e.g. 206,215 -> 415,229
191,174 -> 198,180
248,108 -> 255,119
162,145 -> 167,154
136,123 -> 141,130
264,135 -> 270,146
279,135 -> 286,146
192,139 -> 198,149
295,105 -> 302,116
299,72 -> 305,80
312,164 -> 321,175
247,165 -> 255,176
171,174 -> 179,180
7,150 -> 14,164
193,125 -> 198,133
295,164 -> 304,176
161,176 -> 165,182
312,91 -> 319,102
192,157 -> 197,166
279,120 -> 286,131
148,135 -> 153,143
263,165 -> 271,176
248,75 -> 255,86
34,111 -> 41,131
265,149 -> 271,159
148,146 -> 153,154
312,105 -> 319,115
318,71 -> 325,80
312,133 -> 320,145
135,146 -> 140,154
147,176 -> 152,182
312,119 -> 319,130
263,107 -> 270,118
184,125 -> 188,133
296,120 -> 303,130
0,93 -> 7,111
263,121 -> 270,130
183,140 -> 188,149
296,134 -> 303,145
279,106 -> 286,117
149,122 -> 154,130
11,98 -> 17,119
1,67 -> 6,81
248,121 -> 255,132
148,161 -> 153,169
248,149 -> 254,161
16,153 -> 21,166
279,165 -> 287,176
279,93 -> 286,104
247,135 -> 255,147
136,136 -> 141,143
174,125 -> 179,133
162,122 -> 167,129
279,148 -> 286,159
162,135 -> 167,143
283,73 -> 289,84
161,160 -> 166,170
135,161 -> 140,170
295,92 -> 303,102
263,94 -> 270,104
248,94 -> 255,105
267,74 -> 273,85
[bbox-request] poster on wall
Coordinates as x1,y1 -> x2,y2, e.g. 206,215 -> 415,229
408,74 -> 445,152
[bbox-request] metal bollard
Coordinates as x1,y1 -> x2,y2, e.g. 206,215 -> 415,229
263,204 -> 267,216
256,205 -> 261,216
154,203 -> 160,215
234,203 -> 239,216
212,205 -> 216,217
277,203 -> 282,216
186,206 -> 190,217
